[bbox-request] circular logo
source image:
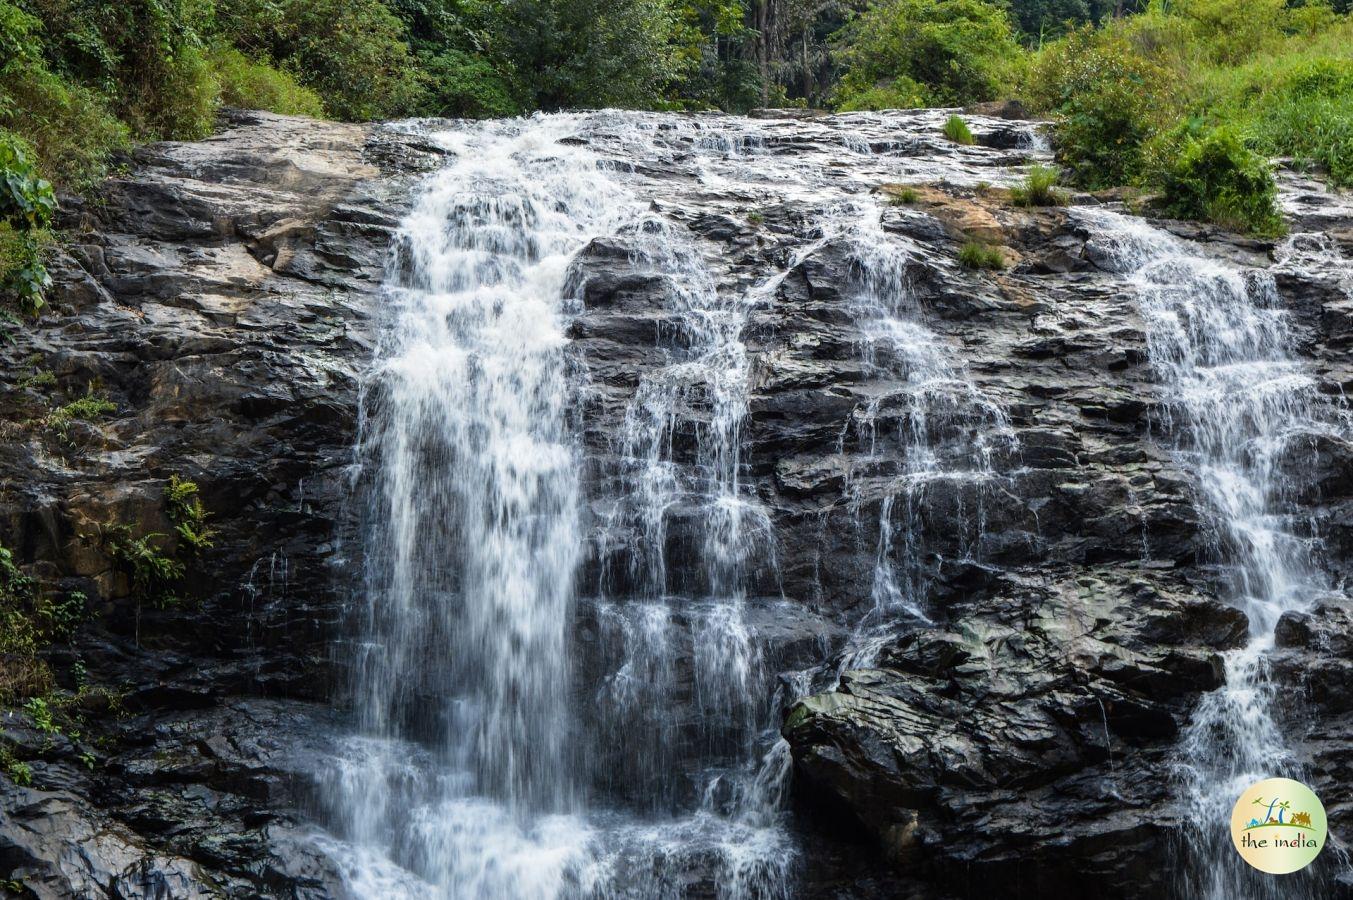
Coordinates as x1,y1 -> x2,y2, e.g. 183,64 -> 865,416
1230,777 -> 1327,874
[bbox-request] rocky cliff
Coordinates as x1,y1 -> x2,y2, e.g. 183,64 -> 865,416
0,110 -> 440,898
0,109 -> 1349,899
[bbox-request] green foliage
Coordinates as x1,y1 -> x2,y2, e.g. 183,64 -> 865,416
890,186 -> 921,203
91,475 -> 217,615
164,474 -> 216,555
21,0 -> 221,140
0,137 -> 55,230
0,545 -> 52,702
0,744 -> 32,785
217,0 -> 425,120
833,0 -> 1024,109
208,45 -> 325,118
1024,3 -> 1349,230
45,388 -> 116,442
1026,24 -> 1173,189
489,0 -> 688,110
416,48 -> 522,119
1009,164 -> 1066,206
23,696 -> 55,733
1215,54 -> 1353,187
1154,126 -> 1284,235
0,65 -> 130,192
958,240 -> 1006,269
0,134 -> 56,314
103,526 -> 184,609
16,368 -> 56,389
942,115 -> 975,145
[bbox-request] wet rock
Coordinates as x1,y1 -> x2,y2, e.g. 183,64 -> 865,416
0,111 -> 428,896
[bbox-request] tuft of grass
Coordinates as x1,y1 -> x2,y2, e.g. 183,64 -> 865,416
958,240 -> 1006,270
943,115 -> 975,145
747,211 -> 765,225
16,370 -> 56,390
1009,165 -> 1067,206
890,186 -> 921,204
45,389 -> 116,442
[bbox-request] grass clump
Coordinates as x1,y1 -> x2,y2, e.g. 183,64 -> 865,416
958,240 -> 1005,270
1009,165 -> 1067,207
942,115 -> 975,145
890,186 -> 921,204
44,388 -> 115,442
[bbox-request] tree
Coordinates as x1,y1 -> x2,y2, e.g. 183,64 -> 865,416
489,0 -> 687,110
832,0 -> 1024,109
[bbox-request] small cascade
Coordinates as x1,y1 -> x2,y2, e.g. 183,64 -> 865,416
829,204 -> 1015,657
1077,207 -> 1347,899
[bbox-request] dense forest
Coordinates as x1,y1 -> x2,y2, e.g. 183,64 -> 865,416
1,0 -> 1351,314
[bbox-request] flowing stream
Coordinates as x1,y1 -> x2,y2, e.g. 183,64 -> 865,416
304,109 -> 1032,898
299,109 -> 1346,898
1079,208 -> 1346,898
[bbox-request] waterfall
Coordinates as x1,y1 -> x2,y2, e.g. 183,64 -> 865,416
830,203 -> 1015,661
323,117 -> 637,898
311,108 -> 1046,897
1077,208 -> 1345,898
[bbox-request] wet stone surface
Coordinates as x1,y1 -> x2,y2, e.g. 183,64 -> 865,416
0,109 -> 1350,898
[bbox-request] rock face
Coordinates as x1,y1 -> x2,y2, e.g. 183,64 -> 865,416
0,110 -> 440,897
1,109 -> 1350,898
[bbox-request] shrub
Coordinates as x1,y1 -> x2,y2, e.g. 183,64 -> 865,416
416,49 -> 522,119
208,45 -> 325,118
1026,25 -> 1174,189
942,115 -> 974,145
833,0 -> 1024,109
958,240 -> 1006,269
0,134 -> 56,314
1009,164 -> 1067,206
890,186 -> 920,203
1154,126 -> 1284,236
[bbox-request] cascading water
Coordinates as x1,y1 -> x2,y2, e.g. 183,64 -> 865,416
829,206 -> 1015,652
1078,208 -> 1347,898
313,108 -> 1047,898
323,118 -> 637,897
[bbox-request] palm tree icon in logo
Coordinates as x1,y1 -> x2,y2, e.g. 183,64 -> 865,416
1246,796 -> 1300,828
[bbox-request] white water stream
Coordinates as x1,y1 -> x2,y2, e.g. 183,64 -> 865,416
1079,208 -> 1347,898
294,109 -> 1345,899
